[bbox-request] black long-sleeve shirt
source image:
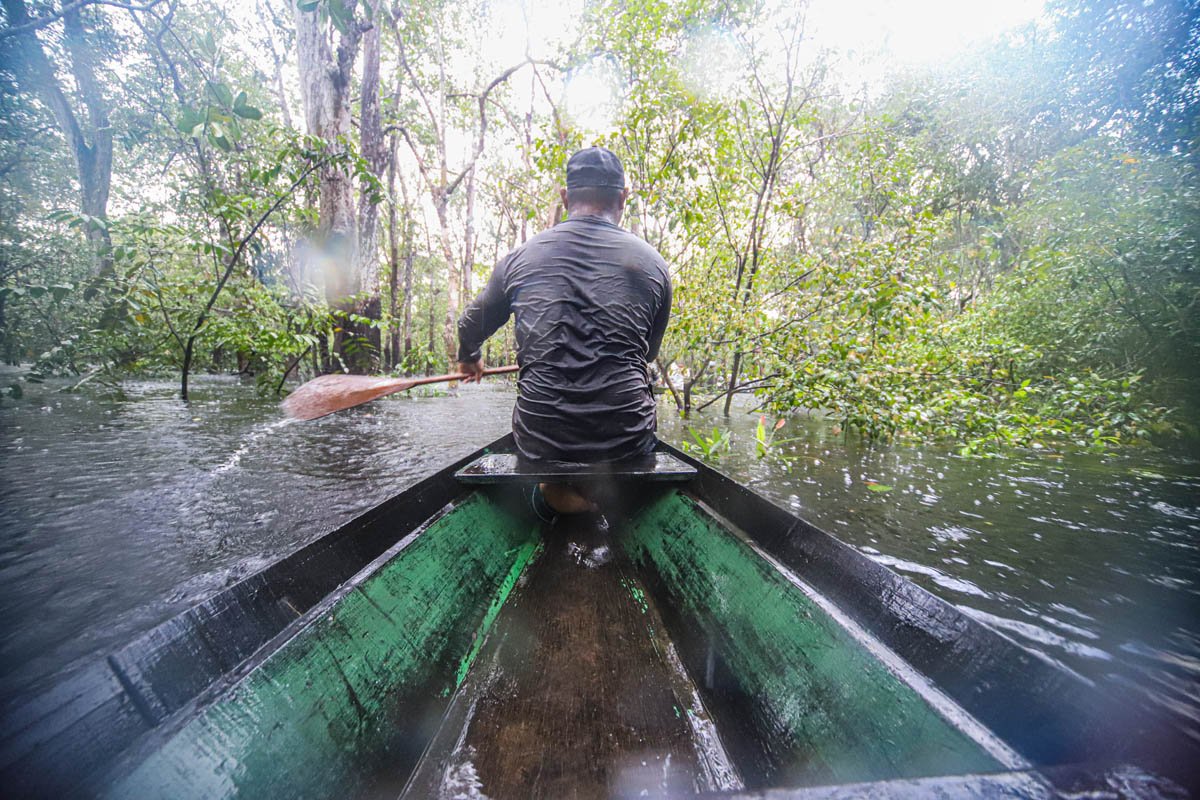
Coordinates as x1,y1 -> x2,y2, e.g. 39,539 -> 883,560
458,215 -> 672,462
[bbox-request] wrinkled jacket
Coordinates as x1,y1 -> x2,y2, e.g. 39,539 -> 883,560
458,215 -> 672,462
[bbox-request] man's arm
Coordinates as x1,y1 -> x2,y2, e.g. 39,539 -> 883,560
646,272 -> 672,362
457,254 -> 513,380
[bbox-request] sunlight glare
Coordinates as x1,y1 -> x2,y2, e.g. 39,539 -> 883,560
680,26 -> 742,101
562,61 -> 621,134
482,0 -> 586,64
806,0 -> 1046,67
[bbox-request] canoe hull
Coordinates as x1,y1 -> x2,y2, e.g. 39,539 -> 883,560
2,435 -> 1194,798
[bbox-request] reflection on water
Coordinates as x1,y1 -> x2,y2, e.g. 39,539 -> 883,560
1,374 -> 1198,741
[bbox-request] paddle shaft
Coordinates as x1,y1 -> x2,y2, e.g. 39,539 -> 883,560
408,364 -> 519,388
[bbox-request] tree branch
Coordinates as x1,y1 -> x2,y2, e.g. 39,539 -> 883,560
0,0 -> 164,39
695,373 -> 780,413
181,159 -> 323,398
444,58 -> 539,199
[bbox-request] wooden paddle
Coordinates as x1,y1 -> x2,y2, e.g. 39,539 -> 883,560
282,365 -> 519,421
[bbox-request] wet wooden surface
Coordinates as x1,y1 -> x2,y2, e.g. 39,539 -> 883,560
402,515 -> 735,800
454,452 -> 697,484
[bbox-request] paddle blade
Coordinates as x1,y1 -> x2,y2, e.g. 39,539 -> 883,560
282,374 -> 417,421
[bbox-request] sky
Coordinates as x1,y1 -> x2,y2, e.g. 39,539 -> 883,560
475,0 -> 1049,132
805,0 -> 1046,67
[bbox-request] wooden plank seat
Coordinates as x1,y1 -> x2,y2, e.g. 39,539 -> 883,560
454,451 -> 698,484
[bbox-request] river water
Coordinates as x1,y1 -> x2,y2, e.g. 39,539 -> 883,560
1,371 -> 1198,745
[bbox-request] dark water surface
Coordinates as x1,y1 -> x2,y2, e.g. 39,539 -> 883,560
1,372 -> 1198,744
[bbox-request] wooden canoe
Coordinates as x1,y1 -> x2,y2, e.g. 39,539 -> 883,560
0,435 -> 1193,798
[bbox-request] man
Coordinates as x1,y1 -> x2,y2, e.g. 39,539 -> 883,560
457,147 -> 671,515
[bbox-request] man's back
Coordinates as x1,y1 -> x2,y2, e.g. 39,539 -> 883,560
458,215 -> 671,462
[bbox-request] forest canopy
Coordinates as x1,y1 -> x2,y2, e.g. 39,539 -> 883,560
0,0 -> 1197,452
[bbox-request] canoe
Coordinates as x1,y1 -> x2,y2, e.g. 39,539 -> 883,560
1,435 -> 1194,798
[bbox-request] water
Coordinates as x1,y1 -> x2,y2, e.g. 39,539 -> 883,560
1,373 -> 1198,743
0,372 -> 514,704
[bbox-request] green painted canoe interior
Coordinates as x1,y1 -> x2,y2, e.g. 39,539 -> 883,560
104,494 -> 540,800
623,490 -> 1002,788
103,488 -> 1003,799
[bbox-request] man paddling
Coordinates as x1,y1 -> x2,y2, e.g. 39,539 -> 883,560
456,147 -> 672,516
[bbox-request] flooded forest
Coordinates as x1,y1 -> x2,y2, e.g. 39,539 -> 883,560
0,0 -> 1196,452
1,0 -> 1200,797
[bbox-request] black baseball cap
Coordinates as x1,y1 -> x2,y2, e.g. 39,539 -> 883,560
565,146 -> 626,190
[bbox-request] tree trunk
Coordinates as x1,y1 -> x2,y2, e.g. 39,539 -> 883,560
2,0 -> 113,274
427,271 -> 437,374
294,0 -> 361,366
434,197 -> 460,362
395,164 -> 416,365
356,10 -> 384,282
403,222 -> 414,359
386,241 -> 399,369
722,351 -> 742,415
385,134 -> 401,370
463,166 -> 476,302
257,0 -> 295,129
354,2 -> 385,369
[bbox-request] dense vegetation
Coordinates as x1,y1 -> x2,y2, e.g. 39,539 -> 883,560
1,0 -> 1197,451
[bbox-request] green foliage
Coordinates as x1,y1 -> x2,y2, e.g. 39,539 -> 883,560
754,415 -> 787,458
640,1 -> 1197,453
1,0 -> 1195,450
682,426 -> 731,461
1047,0 -> 1200,151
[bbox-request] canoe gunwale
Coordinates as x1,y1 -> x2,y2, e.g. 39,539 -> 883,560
94,494 -> 475,791
701,763 -> 1175,799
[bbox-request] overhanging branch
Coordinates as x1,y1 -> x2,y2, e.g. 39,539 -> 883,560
0,0 -> 164,39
